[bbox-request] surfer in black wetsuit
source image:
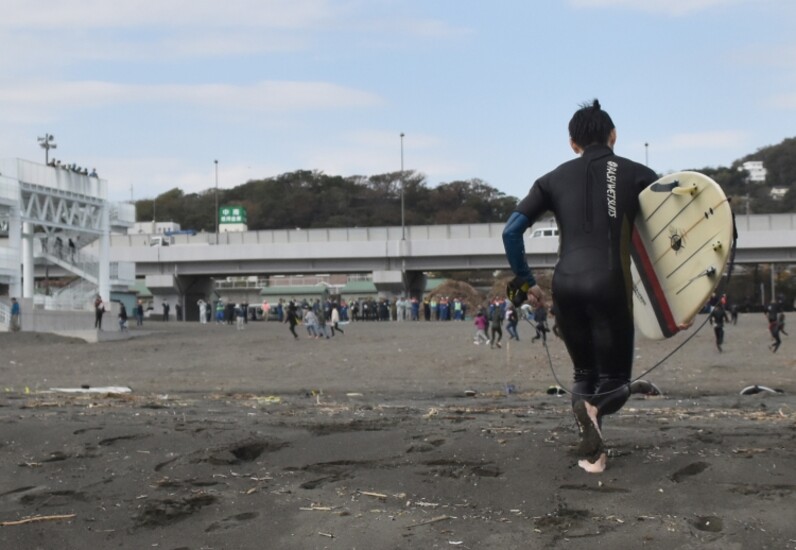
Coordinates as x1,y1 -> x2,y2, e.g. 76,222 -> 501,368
709,303 -> 729,352
502,99 -> 658,472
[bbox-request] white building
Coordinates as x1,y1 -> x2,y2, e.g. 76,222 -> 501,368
0,158 -> 135,319
130,221 -> 181,235
740,160 -> 767,183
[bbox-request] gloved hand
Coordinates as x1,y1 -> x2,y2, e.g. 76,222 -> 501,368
506,276 -> 530,308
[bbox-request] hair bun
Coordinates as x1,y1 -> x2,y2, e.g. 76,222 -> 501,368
592,99 -> 601,110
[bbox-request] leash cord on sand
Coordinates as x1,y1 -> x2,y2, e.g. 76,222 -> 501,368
537,211 -> 739,399
542,313 -> 712,399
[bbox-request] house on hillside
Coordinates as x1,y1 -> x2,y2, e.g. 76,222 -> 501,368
740,160 -> 767,183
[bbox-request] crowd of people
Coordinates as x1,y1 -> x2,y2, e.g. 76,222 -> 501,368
47,159 -> 98,177
471,296 -> 550,349
259,296 -> 473,324
195,299 -> 252,327
121,289 -> 787,358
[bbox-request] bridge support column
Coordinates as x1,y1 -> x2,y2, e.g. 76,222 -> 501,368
98,204 -> 110,302
7,206 -> 22,298
175,275 -> 215,322
22,222 -> 34,298
404,270 -> 427,300
372,270 -> 404,296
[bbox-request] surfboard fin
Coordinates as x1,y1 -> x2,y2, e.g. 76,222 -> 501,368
672,183 -> 698,196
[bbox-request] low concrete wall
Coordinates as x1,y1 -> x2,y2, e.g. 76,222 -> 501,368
52,329 -> 143,343
26,308 -> 97,332
15,300 -> 141,342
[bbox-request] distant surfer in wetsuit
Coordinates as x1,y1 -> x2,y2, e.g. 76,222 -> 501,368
709,303 -> 730,352
502,99 -> 658,473
766,301 -> 783,353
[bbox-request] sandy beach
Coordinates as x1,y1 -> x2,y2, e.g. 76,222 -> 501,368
1,313 -> 794,549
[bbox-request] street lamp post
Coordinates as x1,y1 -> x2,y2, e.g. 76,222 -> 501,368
37,133 -> 57,164
400,133 -> 405,241
214,160 -> 219,245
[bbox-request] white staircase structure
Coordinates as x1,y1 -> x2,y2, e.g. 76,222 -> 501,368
0,158 -> 135,323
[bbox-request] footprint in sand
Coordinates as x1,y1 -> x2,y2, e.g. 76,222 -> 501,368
670,461 -> 710,483
202,439 -> 288,466
135,494 -> 217,528
205,512 -> 259,532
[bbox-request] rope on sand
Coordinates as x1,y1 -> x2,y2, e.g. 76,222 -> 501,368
1,514 -> 77,527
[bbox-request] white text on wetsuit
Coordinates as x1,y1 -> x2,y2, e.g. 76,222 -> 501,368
606,161 -> 618,218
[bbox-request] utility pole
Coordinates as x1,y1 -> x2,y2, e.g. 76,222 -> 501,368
214,160 -> 219,245
38,133 -> 57,164
400,133 -> 405,240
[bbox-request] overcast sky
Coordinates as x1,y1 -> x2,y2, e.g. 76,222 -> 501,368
1,0 -> 793,203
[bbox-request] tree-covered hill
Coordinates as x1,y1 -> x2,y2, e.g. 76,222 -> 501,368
695,137 -> 796,213
136,170 -> 519,232
136,137 -> 796,230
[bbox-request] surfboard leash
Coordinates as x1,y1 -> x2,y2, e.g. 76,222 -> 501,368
539,313 -> 712,400
537,208 -> 739,400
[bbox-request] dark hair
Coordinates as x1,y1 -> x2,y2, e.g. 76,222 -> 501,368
568,99 -> 615,148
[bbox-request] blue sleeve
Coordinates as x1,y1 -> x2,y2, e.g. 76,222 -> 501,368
502,211 -> 536,287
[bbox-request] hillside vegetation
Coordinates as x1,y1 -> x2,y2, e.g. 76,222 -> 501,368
136,138 -> 795,231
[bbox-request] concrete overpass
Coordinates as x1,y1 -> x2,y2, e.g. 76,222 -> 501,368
95,213 -> 796,304
107,214 -> 796,272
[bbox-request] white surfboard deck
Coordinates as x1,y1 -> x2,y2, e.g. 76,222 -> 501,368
630,171 -> 734,340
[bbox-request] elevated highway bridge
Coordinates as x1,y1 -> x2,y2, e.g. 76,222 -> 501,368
96,214 -> 796,305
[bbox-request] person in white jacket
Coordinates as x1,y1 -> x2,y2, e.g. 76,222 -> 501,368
330,304 -> 344,336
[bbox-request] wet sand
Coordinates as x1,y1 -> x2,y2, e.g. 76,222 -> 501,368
1,313 -> 794,549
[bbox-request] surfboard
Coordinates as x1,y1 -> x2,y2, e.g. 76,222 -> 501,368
630,171 -> 734,340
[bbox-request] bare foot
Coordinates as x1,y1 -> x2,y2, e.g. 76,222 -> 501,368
578,452 -> 607,473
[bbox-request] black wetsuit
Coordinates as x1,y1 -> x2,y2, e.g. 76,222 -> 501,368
503,144 -> 657,417
709,304 -> 729,352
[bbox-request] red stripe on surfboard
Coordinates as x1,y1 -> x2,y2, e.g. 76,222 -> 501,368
632,229 -> 679,337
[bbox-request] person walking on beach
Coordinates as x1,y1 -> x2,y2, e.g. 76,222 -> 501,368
330,303 -> 344,336
766,301 -> 784,352
94,295 -> 105,330
531,298 -> 549,343
473,309 -> 490,345
118,302 -> 128,332
502,99 -> 658,472
9,297 -> 21,332
303,306 -> 319,338
489,302 -> 503,349
198,299 -> 207,325
285,303 -> 299,339
506,305 -> 519,340
709,302 -> 729,352
317,306 -> 330,339
235,304 -> 245,330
